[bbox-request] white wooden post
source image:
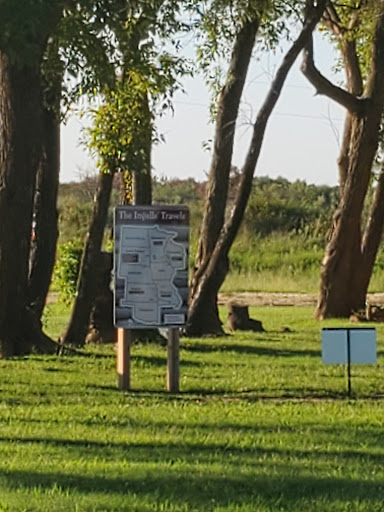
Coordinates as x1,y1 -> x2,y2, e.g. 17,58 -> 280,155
117,328 -> 131,391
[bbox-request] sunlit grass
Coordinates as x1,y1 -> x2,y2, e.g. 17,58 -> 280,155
220,269 -> 321,293
1,304 -> 384,511
220,232 -> 384,294
368,267 -> 384,293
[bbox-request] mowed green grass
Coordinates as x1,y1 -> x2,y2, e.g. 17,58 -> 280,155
1,305 -> 384,511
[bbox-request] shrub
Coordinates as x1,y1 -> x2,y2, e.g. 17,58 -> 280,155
53,240 -> 83,304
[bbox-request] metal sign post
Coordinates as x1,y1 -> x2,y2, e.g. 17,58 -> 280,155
346,329 -> 352,397
167,328 -> 180,393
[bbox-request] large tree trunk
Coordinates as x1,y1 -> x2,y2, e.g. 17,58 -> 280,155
28,105 -> 60,319
316,114 -> 382,318
186,254 -> 228,337
319,165 -> 384,316
311,6 -> 384,319
61,171 -> 114,346
186,1 -> 327,336
354,167 -> 384,307
0,54 -> 55,356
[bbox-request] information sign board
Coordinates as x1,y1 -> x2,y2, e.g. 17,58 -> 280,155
322,328 -> 377,365
114,205 -> 189,329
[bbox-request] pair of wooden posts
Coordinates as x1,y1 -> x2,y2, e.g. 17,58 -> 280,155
117,327 -> 180,393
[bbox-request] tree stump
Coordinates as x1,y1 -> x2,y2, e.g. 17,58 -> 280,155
227,304 -> 264,332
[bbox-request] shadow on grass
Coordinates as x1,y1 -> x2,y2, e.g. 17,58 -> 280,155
2,426 -> 384,463
182,342 -> 320,358
133,354 -> 203,368
84,384 -> 384,403
1,458 -> 384,509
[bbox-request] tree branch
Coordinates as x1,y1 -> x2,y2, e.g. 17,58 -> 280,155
301,35 -> 368,115
323,1 -> 364,94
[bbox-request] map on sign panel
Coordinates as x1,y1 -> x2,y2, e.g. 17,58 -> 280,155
117,225 -> 187,326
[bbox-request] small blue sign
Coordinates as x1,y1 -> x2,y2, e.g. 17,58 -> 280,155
322,328 -> 376,365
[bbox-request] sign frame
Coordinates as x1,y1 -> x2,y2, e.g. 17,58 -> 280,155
114,205 -> 189,330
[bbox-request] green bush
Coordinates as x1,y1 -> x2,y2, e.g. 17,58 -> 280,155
244,177 -> 339,238
57,194 -> 93,243
53,240 -> 83,304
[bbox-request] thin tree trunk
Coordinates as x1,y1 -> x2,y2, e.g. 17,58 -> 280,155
191,19 -> 259,297
61,171 -> 114,346
133,90 -> 152,205
186,0 -> 327,336
129,92 -> 164,342
133,170 -> 152,205
337,37 -> 363,189
28,105 -> 60,319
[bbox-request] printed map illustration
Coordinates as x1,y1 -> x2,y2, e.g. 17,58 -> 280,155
117,225 -> 187,326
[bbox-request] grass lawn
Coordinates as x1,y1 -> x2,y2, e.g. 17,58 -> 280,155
1,305 -> 384,511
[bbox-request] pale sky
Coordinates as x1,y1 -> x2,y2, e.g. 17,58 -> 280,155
60,35 -> 345,187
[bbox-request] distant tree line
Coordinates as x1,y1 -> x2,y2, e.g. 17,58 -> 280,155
58,175 -> 339,243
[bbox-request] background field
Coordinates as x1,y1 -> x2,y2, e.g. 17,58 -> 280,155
1,305 -> 384,511
56,175 -> 384,297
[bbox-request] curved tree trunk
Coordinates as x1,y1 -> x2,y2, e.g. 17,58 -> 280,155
315,114 -> 382,318
191,19 -> 259,294
0,54 -> 55,356
187,19 -> 259,337
311,6 -> 384,319
28,105 -> 60,320
186,1 -> 327,336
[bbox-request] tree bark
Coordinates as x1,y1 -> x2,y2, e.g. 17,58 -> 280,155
192,19 -> 259,297
133,169 -> 152,205
132,89 -> 152,206
186,0 -> 327,336
61,171 -> 114,346
323,5 -> 363,190
315,114 -> 384,318
188,19 -> 259,335
302,5 -> 384,319
28,104 -> 60,320
354,167 -> 384,308
0,54 -> 55,356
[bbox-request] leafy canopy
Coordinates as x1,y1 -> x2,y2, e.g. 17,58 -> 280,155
0,0 -> 62,64
86,0 -> 193,176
